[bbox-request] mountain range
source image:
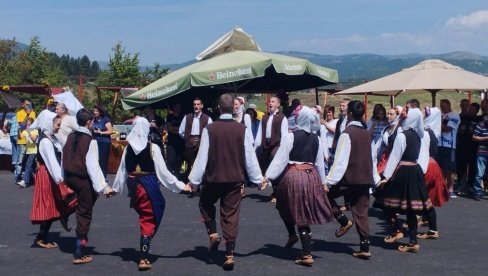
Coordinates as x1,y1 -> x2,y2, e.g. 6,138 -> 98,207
150,51 -> 488,84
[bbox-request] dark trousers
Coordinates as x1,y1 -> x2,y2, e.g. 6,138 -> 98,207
198,182 -> 242,242
328,185 -> 370,240
65,175 -> 98,240
96,139 -> 110,178
456,145 -> 476,192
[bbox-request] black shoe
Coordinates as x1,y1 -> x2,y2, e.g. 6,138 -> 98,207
473,196 -> 482,201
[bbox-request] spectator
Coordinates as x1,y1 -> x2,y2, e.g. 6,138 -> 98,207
54,103 -> 78,147
92,106 -> 113,178
166,102 -> 185,175
15,99 -> 36,182
249,103 -> 265,121
472,99 -> 488,201
436,99 -> 460,198
285,99 -> 301,132
455,99 -> 480,195
246,107 -> 260,140
17,117 -> 39,188
321,105 -> 338,165
367,104 -> 389,144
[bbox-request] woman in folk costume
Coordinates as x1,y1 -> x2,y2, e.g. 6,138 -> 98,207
30,112 -> 76,248
374,107 -> 432,253
377,107 -> 402,175
416,107 -> 448,239
264,106 -> 333,267
112,117 -> 191,271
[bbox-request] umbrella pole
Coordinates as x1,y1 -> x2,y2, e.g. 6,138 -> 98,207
468,91 -> 472,104
364,94 -> 368,120
390,96 -> 395,108
431,91 -> 437,107
315,88 -> 319,106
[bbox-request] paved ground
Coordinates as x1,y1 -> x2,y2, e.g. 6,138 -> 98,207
0,170 -> 487,275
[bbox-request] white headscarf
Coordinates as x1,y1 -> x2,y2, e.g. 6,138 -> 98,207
424,107 -> 442,139
402,107 -> 424,138
296,106 -> 318,133
127,117 -> 150,155
31,110 -> 57,133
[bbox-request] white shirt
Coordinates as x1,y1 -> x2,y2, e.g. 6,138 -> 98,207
325,118 -> 338,148
383,130 -> 430,179
178,112 -> 213,138
189,114 -> 263,185
39,137 -> 63,184
266,132 -> 326,184
326,121 -> 380,185
438,111 -> 460,149
75,127 -> 109,193
112,142 -> 186,194
319,125 -> 329,159
254,111 -> 288,148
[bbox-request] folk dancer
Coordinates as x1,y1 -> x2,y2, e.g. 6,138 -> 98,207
62,109 -> 114,264
264,106 -> 333,266
189,94 -> 263,270
112,117 -> 191,270
326,101 -> 380,258
374,107 -> 433,253
30,113 -> 76,248
255,96 -> 288,202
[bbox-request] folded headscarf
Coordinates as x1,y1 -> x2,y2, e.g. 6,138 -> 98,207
402,107 -> 424,138
31,110 -> 57,134
127,117 -> 150,155
296,106 -> 318,133
424,107 -> 441,138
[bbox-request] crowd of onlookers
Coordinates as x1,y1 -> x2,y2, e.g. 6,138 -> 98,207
2,95 -> 487,201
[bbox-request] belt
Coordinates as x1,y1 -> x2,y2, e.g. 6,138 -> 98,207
288,163 -> 314,170
398,161 -> 417,166
128,171 -> 155,177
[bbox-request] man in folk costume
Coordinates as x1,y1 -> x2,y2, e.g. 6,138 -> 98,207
178,98 -> 213,173
30,112 -> 76,249
189,94 -> 264,271
62,109 -> 114,265
326,101 -> 380,259
255,96 -> 288,202
263,106 -> 333,267
331,98 -> 351,154
112,117 -> 192,271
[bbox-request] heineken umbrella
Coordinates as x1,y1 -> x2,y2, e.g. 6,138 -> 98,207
335,59 -> 488,106
121,50 -> 338,110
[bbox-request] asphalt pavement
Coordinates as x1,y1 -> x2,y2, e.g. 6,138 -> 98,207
0,170 -> 487,275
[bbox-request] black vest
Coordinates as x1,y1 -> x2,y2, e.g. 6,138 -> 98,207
289,130 -> 319,163
400,129 -> 420,162
125,143 -> 155,173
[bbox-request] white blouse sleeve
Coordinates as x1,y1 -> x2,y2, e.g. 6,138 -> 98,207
39,139 -> 63,184
265,133 -> 293,180
383,133 -> 407,179
152,143 -> 186,193
315,135 -> 327,184
112,148 -> 128,194
178,116 -> 186,139
418,132 -> 430,174
86,140 -> 109,193
254,120 -> 263,149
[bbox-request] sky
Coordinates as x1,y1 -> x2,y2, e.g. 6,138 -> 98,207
2,0 -> 488,65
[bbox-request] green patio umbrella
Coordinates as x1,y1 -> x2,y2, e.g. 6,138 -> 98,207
121,50 -> 338,110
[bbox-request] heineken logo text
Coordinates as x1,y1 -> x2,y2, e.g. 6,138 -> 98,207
283,63 -> 302,71
210,67 -> 252,80
144,83 -> 178,100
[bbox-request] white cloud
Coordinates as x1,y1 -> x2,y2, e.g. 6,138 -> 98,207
446,10 -> 488,28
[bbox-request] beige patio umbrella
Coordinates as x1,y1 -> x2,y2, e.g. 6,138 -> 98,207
335,59 -> 488,107
195,27 -> 261,61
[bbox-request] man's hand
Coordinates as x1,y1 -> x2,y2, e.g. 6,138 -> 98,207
259,177 -> 269,191
181,184 -> 192,193
323,185 -> 329,193
103,187 -> 116,198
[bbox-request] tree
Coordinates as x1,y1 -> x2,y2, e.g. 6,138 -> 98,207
141,63 -> 169,85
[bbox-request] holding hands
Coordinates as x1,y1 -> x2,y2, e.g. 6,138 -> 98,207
103,186 -> 116,198
259,177 -> 269,191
